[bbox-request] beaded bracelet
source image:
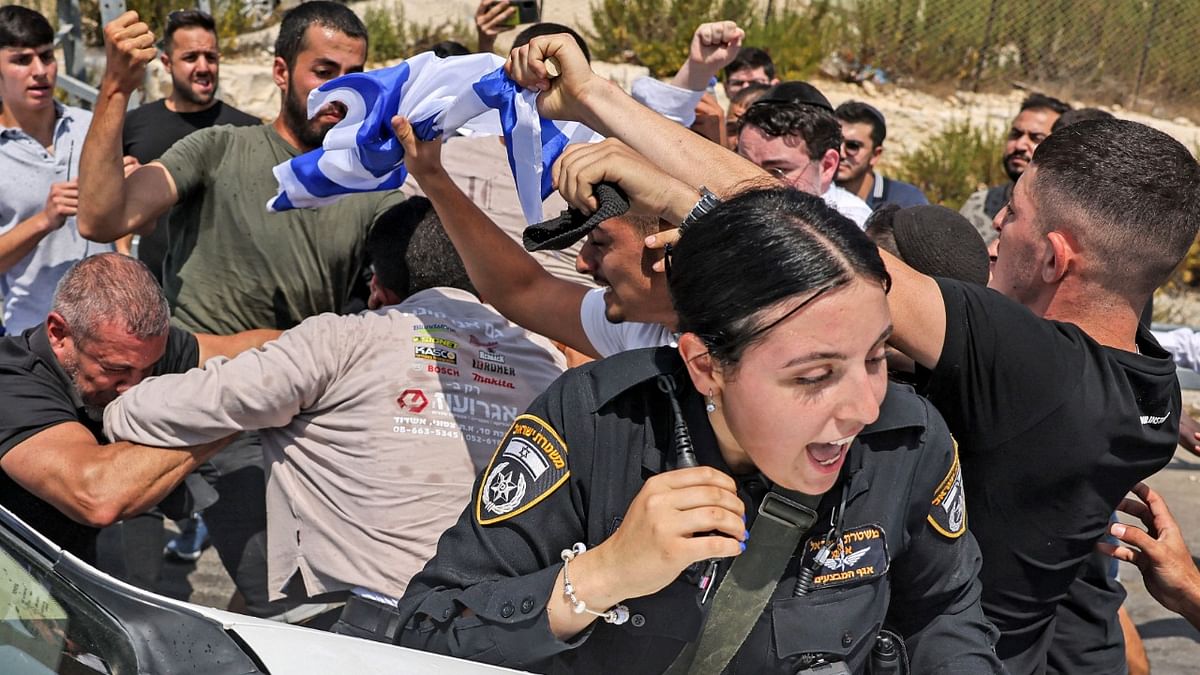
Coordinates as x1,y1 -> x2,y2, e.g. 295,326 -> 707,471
559,543 -> 630,625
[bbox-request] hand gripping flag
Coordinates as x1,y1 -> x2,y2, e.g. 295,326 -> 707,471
267,51 -> 600,224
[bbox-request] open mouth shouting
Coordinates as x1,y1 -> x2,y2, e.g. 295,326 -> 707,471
806,434 -> 856,472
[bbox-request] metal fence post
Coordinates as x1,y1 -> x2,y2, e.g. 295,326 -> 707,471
971,0 -> 1001,93
1131,0 -> 1162,111
55,0 -> 85,96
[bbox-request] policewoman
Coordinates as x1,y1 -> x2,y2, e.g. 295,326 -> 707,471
396,188 -> 1004,674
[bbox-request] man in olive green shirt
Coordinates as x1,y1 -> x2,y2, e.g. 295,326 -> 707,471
80,4 -> 402,334
156,121 -> 403,333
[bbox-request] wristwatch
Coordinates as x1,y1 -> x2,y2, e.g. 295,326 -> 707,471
680,187 -> 722,230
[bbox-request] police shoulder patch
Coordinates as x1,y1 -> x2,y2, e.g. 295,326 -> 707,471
475,414 -> 570,525
927,441 -> 967,539
799,523 -> 889,590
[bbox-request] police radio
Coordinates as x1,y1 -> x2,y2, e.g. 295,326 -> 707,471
656,374 -> 698,469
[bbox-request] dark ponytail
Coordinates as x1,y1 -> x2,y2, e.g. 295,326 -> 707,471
669,187 -> 889,368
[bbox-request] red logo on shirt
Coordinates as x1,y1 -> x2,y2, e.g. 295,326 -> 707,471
397,389 -> 429,414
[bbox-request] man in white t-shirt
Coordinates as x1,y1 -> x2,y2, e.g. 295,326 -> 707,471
394,115 -> 676,360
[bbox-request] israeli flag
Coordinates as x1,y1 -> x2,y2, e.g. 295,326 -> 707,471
267,52 -> 599,224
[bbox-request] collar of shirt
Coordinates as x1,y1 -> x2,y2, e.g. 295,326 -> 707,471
0,100 -> 69,140
872,170 -> 886,201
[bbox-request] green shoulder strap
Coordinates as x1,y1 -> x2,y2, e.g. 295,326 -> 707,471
665,489 -> 821,675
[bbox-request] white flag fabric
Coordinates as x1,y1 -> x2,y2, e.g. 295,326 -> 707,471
267,51 -> 600,224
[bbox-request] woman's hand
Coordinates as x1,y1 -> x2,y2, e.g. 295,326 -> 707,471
592,466 -> 746,599
548,466 -> 746,639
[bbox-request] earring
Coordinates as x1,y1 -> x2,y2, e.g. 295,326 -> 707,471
705,389 -> 717,413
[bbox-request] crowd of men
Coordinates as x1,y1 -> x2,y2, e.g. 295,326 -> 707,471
3,1 -> 1200,673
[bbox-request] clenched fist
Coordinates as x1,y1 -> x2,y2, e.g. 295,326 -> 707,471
102,11 -> 157,95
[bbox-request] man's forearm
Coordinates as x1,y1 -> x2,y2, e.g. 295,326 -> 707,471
77,81 -> 135,242
1181,582 -> 1200,631
196,329 -> 283,363
78,436 -> 232,525
417,169 -> 569,319
670,60 -> 712,92
576,79 -> 766,196
0,212 -> 55,272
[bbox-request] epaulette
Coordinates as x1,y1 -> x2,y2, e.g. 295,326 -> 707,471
579,346 -> 684,413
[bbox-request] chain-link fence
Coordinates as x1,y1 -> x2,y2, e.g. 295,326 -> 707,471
832,0 -> 1198,115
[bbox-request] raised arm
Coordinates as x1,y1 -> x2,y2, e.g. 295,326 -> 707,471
506,34 -> 765,197
630,21 -> 744,130
77,12 -> 178,243
391,116 -> 599,356
507,38 -> 953,369
645,232 -> 949,368
877,249 -> 948,370
670,21 -> 744,92
0,422 -> 230,528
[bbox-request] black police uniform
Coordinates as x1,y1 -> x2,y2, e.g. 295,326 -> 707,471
397,347 -> 1004,674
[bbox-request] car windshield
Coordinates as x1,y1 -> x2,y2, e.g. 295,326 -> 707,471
0,533 -> 136,674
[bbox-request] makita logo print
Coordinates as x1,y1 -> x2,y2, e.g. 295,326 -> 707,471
474,373 -> 516,389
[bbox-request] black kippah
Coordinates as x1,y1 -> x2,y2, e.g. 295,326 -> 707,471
892,205 -> 990,286
753,81 -> 834,113
523,182 -> 631,252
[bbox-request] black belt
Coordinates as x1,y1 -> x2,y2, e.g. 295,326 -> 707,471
335,594 -> 404,643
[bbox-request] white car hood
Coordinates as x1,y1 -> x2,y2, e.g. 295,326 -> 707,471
184,603 -> 528,674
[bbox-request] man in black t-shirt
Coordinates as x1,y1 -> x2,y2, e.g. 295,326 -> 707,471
879,119 -> 1200,675
0,253 -> 277,563
121,9 -> 259,283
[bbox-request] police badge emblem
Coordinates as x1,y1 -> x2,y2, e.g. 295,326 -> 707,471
476,414 -> 570,525
799,524 -> 889,589
928,444 -> 967,539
